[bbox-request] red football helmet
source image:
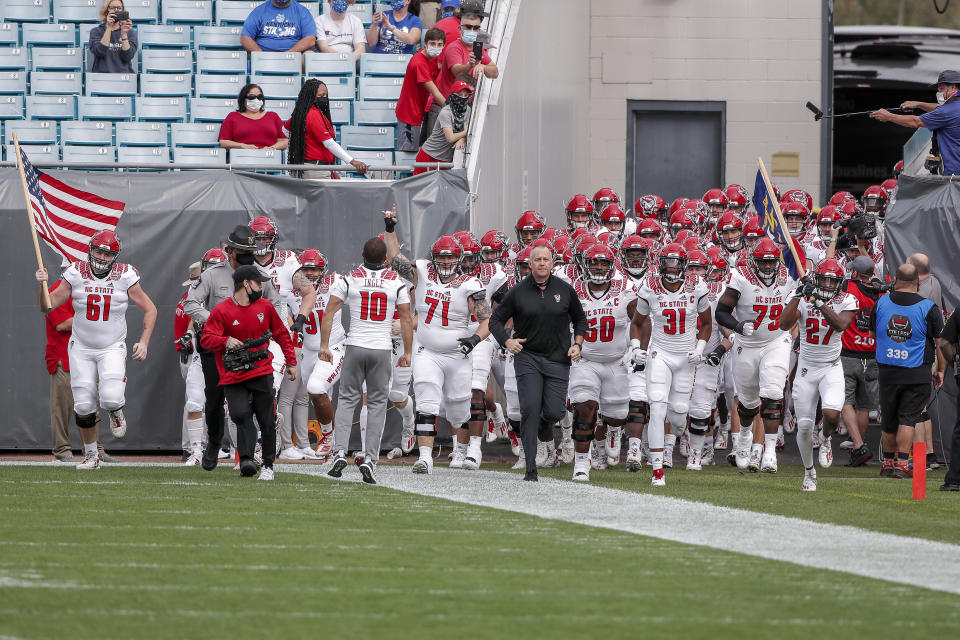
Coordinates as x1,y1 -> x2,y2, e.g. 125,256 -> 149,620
250,216 -> 278,256
635,194 -> 667,221
814,258 -> 844,301
716,210 -> 743,252
619,234 -> 652,279
541,227 -> 558,243
702,188 -> 729,217
669,210 -> 696,238
637,218 -> 664,242
838,200 -> 860,221
565,194 -> 594,231
298,248 -> 327,281
673,228 -> 695,246
552,235 -> 571,265
591,188 -> 620,220
88,229 -> 121,275
749,237 -> 781,286
880,178 -> 898,200
782,189 -> 813,212
571,234 -> 597,274
515,246 -> 533,278
201,247 -> 226,271
742,216 -> 766,249
893,159 -> 903,178
515,210 -> 545,246
816,205 -> 840,238
583,244 -> 616,285
658,242 -> 687,284
686,247 -> 709,277
454,230 -> 481,275
780,201 -> 809,239
431,235 -> 462,278
480,229 -> 507,264
724,184 -> 749,215
706,245 -> 728,282
828,191 -> 856,207
599,203 -> 627,236
861,185 -> 887,216
682,236 -> 701,255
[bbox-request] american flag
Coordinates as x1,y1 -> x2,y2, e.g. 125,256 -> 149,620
19,145 -> 125,263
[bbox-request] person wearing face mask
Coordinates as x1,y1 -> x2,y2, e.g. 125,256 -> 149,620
871,70 -> 960,176
201,265 -> 298,481
414,80 -> 472,174
367,0 -> 422,55
395,27 -> 447,153
285,78 -> 368,178
241,0 -> 317,53
219,84 -> 288,153
315,0 -> 366,60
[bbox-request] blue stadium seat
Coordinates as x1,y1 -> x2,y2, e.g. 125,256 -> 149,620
84,71 -> 136,96
5,119 -> 57,145
215,0 -> 259,25
0,71 -> 27,94
141,49 -> 193,74
299,1 -> 319,15
250,73 -> 300,100
137,24 -> 191,48
0,47 -> 28,71
23,24 -> 77,47
189,97 -> 234,122
328,99 -> 350,125
269,98 -> 293,121
229,147 -> 281,166
194,74 -> 244,98
194,25 -> 241,48
250,51 -> 301,75
197,49 -> 246,74
353,99 -> 396,126
8,143 -> 60,163
0,95 -> 24,118
357,76 -> 402,101
52,0 -> 100,23
173,145 -> 225,165
117,145 -> 169,164
78,95 -> 134,120
304,51 -> 354,77
78,23 -> 95,47
116,120 -> 168,145
136,96 -> 187,121
31,47 -> 82,72
140,72 -> 192,96
61,120 -> 113,145
0,22 -> 19,46
3,0 -> 52,22
359,53 -> 410,77
394,149 -> 417,167
31,71 -> 83,94
324,75 -> 355,101
171,121 -> 219,146
62,144 -> 116,165
348,149 -> 392,167
163,0 -> 214,24
340,124 -> 394,151
126,0 -> 160,23
345,2 -> 372,24
27,95 -> 76,119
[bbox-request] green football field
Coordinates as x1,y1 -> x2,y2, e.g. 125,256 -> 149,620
1,462 -> 959,639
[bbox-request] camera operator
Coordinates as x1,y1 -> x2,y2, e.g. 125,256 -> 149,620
826,204 -> 884,278
201,266 -> 298,480
937,315 -> 960,491
88,0 -> 137,73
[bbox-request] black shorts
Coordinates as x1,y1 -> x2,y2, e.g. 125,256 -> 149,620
878,382 -> 929,434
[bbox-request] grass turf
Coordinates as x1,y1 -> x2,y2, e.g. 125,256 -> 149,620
1,466 -> 959,639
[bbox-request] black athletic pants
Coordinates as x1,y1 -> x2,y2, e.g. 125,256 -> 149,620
224,374 -> 276,468
513,350 -> 570,473
200,350 -> 226,451
944,391 -> 960,486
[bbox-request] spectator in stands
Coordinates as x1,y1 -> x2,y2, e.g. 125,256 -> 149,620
395,28 -> 446,153
418,0 -> 444,31
435,0 -> 480,45
315,0 -> 366,61
367,0 -> 422,55
414,80 -> 471,175
286,78 -> 369,179
241,0 -> 317,53
908,252 -> 946,470
219,84 -> 289,152
88,0 -> 137,73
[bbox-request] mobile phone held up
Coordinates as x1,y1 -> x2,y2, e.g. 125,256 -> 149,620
473,40 -> 483,61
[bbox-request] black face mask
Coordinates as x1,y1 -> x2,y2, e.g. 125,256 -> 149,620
247,287 -> 263,303
315,97 -> 329,111
235,252 -> 255,266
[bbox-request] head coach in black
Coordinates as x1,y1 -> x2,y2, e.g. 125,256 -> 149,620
490,244 -> 587,481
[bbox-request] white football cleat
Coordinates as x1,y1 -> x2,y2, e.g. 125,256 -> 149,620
76,452 -> 100,470
217,447 -> 232,459
298,446 -> 320,460
534,442 -> 549,467
715,429 -> 728,450
108,409 -> 126,439
315,431 -> 334,458
399,423 -> 415,454
760,448 -> 777,473
801,467 -> 817,492
412,456 -> 433,474
511,456 -> 526,470
625,444 -> 642,472
183,447 -> 202,467
818,436 -> 833,468
735,445 -> 750,470
559,437 -> 574,464
747,447 -> 761,473
811,427 -> 822,449
606,427 -> 622,466
663,443 -> 674,468
463,443 -> 482,470
679,431 -> 690,458
485,414 -> 498,443
540,447 -> 557,468
783,412 -> 796,434
449,446 -> 466,469
590,441 -> 608,470
650,468 -> 666,487
258,466 -> 275,481
279,446 -> 305,461
507,429 -> 521,457
572,459 -> 590,482
686,449 -> 702,471
776,430 -> 785,451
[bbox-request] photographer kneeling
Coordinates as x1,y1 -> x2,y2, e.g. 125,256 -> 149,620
200,265 -> 298,480
89,0 -> 137,73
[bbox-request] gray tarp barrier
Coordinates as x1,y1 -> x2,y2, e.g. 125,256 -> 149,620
0,168 -> 469,450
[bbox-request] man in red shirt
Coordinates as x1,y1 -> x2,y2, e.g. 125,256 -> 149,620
395,27 -> 447,153
45,278 -> 75,462
201,265 -> 297,479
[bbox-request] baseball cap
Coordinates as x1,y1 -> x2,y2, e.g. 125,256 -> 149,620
232,264 -> 271,284
225,224 -> 257,251
451,80 -> 474,94
934,70 -> 960,85
182,261 -> 201,287
851,256 -> 876,276
441,0 -> 460,8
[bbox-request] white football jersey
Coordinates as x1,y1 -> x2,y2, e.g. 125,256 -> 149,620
803,237 -> 829,267
635,274 -> 710,354
574,277 -> 637,363
63,261 -> 140,349
703,278 -> 726,351
329,266 -> 409,351
726,263 -> 796,348
414,259 -> 483,353
467,262 -> 507,332
794,291 -> 858,364
260,249 -> 301,317
295,273 -> 347,350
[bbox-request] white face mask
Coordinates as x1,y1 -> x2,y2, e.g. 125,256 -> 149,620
937,92 -> 947,105
425,45 -> 443,58
246,98 -> 263,111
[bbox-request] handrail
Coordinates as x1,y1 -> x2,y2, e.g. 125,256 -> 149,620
0,161 -> 453,172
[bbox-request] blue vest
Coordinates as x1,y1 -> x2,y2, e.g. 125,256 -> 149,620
874,295 -> 933,368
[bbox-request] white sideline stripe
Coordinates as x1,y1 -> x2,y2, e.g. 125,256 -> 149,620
280,464 -> 960,595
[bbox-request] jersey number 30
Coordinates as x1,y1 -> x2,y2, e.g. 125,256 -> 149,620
86,294 -> 111,321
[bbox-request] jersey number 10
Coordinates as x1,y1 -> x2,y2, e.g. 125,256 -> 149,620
359,291 -> 388,321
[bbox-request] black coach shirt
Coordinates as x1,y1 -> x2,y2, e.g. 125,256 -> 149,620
490,275 -> 588,364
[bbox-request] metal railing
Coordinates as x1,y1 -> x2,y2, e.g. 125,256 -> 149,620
0,161 -> 453,175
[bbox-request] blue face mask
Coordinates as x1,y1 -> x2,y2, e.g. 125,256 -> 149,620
461,29 -> 478,45
441,8 -> 454,17
390,0 -> 404,10
332,0 -> 347,12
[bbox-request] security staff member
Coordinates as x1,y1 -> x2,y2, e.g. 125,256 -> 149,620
870,264 -> 944,479
183,225 -> 287,470
490,244 -> 587,482
937,314 -> 960,492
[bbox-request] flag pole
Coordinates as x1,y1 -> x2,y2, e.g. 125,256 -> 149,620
756,156 -> 807,279
14,133 -> 52,309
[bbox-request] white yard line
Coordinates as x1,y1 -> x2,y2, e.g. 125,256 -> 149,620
280,464 -> 960,595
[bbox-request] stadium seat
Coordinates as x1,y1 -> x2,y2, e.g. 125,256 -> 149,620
126,0 -> 160,23
394,149 -> 417,167
0,71 -> 27,94
116,120 -> 168,145
61,120 -> 113,145
324,75 -> 355,101
23,24 -> 78,47
78,95 -> 134,120
0,95 -> 24,118
4,119 -> 57,145
135,96 -> 187,121
348,149 -> 392,168
78,23 -> 95,47
194,25 -> 242,48
229,147 -> 282,167
140,72 -> 192,96
62,144 -> 116,165
215,0 -> 259,25
3,0 -> 52,22
250,51 -> 301,76
0,23 -> 19,46
170,121 -> 219,146
359,53 -> 410,77
27,95 -> 76,119
328,99 -> 350,125
162,0 -> 213,24
194,74 -> 245,98
52,0 -> 100,23
8,143 -> 60,164
340,124 -> 394,151
304,51 -> 355,78
189,96 -> 234,121
357,76 -> 402,101
30,71 -> 83,95
84,71 -> 137,96
117,144 -> 169,164
173,145 -> 225,165
197,49 -> 246,74
137,24 -> 191,48
299,1 -> 319,17
0,48 -> 28,71
353,100 -> 396,126
250,74 -> 300,100
345,2 -> 372,24
270,98 -> 294,121
31,47 -> 83,72
141,49 -> 193,74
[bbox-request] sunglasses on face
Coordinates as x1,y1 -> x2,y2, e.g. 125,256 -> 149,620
461,23 -> 481,30
247,94 -> 263,99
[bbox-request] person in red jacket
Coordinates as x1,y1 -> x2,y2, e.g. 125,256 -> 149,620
201,265 -> 298,480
